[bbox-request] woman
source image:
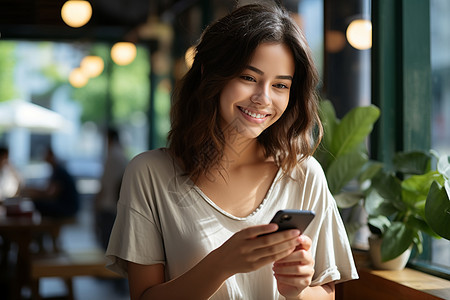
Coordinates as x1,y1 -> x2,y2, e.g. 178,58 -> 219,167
106,4 -> 358,299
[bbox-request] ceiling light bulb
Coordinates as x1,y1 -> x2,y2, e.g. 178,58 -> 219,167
111,42 -> 137,66
346,19 -> 372,50
61,0 -> 92,28
69,68 -> 88,88
326,30 -> 346,53
80,55 -> 104,77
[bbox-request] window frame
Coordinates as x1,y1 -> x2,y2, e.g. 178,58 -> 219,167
371,0 -> 449,279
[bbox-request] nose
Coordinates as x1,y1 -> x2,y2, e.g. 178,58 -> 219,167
250,83 -> 272,106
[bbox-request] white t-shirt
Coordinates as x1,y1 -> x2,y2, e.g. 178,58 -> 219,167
106,148 -> 358,299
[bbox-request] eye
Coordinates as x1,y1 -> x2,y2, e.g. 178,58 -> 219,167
240,75 -> 256,82
273,83 -> 290,89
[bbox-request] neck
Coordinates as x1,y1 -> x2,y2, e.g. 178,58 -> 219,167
222,136 -> 265,170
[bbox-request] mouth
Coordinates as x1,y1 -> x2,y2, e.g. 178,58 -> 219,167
238,106 -> 271,119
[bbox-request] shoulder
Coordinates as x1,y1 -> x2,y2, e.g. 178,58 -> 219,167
283,155 -> 330,194
119,148 -> 176,205
301,155 -> 323,170
127,148 -> 170,169
124,148 -> 176,182
292,155 -> 326,181
278,155 -> 329,192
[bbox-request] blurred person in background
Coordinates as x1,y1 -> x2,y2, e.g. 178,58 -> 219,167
94,127 -> 128,250
0,146 -> 23,267
24,147 -> 79,219
0,146 -> 22,201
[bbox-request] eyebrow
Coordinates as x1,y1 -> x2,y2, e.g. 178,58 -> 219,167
246,65 -> 293,80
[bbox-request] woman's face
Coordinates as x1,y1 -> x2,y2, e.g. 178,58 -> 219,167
219,42 -> 294,141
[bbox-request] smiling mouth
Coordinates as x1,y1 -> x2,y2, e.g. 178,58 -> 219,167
238,106 -> 270,119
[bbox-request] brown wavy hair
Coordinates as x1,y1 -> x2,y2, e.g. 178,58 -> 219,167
168,3 -> 322,181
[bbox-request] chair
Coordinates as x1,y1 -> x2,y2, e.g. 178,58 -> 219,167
30,248 -> 120,300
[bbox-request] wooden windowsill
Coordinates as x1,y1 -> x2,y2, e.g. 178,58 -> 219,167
336,249 -> 450,300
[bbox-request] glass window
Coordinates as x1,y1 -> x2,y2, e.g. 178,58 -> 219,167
0,41 -> 152,184
410,0 -> 450,278
429,0 -> 450,274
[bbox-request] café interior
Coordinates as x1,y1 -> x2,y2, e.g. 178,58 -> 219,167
0,0 -> 449,299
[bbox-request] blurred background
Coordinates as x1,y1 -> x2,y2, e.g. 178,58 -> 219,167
0,0 -> 449,299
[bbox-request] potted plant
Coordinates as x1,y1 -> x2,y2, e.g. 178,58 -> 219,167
314,100 -> 380,244
315,100 -> 450,270
363,150 -> 450,270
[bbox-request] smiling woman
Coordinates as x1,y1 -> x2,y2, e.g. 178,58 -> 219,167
105,3 -> 358,300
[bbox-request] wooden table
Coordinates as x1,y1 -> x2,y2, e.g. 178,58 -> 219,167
336,249 -> 450,300
0,207 -> 62,300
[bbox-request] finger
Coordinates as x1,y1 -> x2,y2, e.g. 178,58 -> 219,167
254,236 -> 300,257
296,235 -> 312,251
253,244 -> 298,267
273,262 -> 314,276
249,233 -> 303,266
234,227 -> 300,259
274,247 -> 312,265
274,274 -> 313,289
240,224 -> 279,238
258,228 -> 301,243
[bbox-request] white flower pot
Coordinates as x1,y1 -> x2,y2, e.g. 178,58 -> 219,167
368,235 -> 412,270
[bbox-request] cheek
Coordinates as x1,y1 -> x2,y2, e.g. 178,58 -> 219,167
273,95 -> 290,116
220,84 -> 250,111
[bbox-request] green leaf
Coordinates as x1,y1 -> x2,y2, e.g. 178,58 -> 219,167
326,151 -> 368,195
371,171 -> 403,207
359,161 -> 383,184
318,99 -> 338,150
406,215 -> 439,238
393,151 -> 432,175
314,145 -> 333,171
381,222 -> 415,261
368,215 -> 391,234
401,172 -> 443,208
425,181 -> 450,240
334,192 -> 363,208
330,105 -> 380,158
413,200 -> 427,219
364,189 -> 397,216
412,231 -> 423,254
315,100 -> 338,170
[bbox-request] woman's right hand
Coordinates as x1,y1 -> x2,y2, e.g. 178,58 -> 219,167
211,224 -> 301,277
128,225 -> 301,300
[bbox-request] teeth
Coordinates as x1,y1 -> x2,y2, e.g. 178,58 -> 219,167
242,108 -> 266,119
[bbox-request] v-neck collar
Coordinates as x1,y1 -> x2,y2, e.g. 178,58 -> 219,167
192,167 -> 283,221
163,148 -> 283,220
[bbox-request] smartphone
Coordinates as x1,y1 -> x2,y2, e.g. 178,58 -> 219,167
269,209 -> 315,234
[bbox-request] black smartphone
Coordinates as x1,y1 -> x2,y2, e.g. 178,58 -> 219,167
269,209 -> 315,233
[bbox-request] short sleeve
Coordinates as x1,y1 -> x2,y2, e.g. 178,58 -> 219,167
105,152 -> 166,277
299,157 -> 359,286
311,197 -> 359,285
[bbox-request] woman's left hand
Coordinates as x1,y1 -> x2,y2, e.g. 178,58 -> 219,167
272,234 -> 314,299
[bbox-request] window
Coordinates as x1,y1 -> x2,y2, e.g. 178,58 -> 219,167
371,0 -> 449,279
0,41 -> 154,182
409,0 -> 450,278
